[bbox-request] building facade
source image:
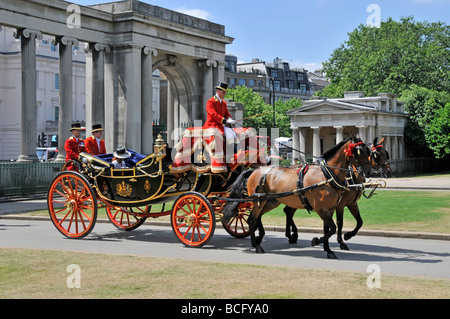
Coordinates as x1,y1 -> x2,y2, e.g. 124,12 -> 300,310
0,0 -> 232,161
287,91 -> 409,172
225,56 -> 315,104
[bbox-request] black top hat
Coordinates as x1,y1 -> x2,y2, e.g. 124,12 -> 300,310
113,147 -> 131,159
70,123 -> 83,131
215,82 -> 228,92
92,124 -> 104,133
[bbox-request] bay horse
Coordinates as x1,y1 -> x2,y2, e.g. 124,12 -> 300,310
335,137 -> 391,250
223,138 -> 372,259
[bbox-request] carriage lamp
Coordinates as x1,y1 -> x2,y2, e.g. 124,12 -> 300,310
154,134 -> 166,158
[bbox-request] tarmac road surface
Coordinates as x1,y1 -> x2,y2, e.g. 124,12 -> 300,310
0,219 -> 449,280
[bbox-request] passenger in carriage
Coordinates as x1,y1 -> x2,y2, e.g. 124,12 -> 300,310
203,82 -> 241,161
112,147 -> 131,169
85,124 -> 107,156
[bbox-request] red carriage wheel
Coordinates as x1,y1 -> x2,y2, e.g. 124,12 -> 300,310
47,171 -> 97,239
171,192 -> 215,247
106,205 -> 149,231
221,201 -> 252,238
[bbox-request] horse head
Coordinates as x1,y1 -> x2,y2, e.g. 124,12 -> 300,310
343,138 -> 372,178
370,137 -> 391,178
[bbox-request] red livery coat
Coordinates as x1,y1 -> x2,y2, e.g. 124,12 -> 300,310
85,135 -> 106,155
64,136 -> 86,162
203,95 -> 231,133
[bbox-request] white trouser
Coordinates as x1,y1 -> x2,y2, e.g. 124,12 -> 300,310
224,126 -> 236,142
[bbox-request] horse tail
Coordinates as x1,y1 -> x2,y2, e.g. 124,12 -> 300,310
222,169 -> 254,224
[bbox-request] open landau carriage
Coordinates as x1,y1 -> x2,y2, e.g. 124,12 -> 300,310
47,127 -> 266,246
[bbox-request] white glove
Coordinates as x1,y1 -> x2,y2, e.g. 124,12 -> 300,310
226,118 -> 236,126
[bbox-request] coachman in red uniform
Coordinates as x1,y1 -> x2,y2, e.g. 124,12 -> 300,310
85,124 -> 107,156
64,123 -> 86,170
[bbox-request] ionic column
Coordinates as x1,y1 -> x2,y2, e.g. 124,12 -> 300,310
334,126 -> 344,144
312,126 -> 321,159
14,29 -> 43,162
54,36 -> 79,161
356,125 -> 367,143
141,47 -> 157,154
85,43 -> 110,137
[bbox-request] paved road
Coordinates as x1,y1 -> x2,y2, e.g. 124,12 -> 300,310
1,218 -> 449,280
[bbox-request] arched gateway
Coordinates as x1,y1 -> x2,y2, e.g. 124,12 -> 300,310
0,0 -> 233,160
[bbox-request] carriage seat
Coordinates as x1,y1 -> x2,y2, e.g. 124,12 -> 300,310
95,149 -> 147,168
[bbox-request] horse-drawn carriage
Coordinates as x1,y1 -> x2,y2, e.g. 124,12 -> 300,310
47,125 -> 389,258
47,127 -> 265,246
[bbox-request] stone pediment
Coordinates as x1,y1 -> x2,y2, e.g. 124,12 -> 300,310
287,99 -> 375,116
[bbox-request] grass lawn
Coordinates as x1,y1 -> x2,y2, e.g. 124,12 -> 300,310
258,190 -> 450,234
1,247 -> 449,299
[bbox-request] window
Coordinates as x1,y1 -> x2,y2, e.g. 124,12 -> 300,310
270,69 -> 278,78
229,78 -> 236,85
274,80 -> 281,90
238,78 -> 246,86
54,106 -> 60,121
248,79 -> 255,86
51,42 -> 57,52
54,74 -> 59,90
297,73 -> 306,81
288,80 -> 295,89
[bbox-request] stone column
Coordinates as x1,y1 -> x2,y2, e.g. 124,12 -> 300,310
292,128 -> 299,162
334,126 -> 344,144
104,48 -> 116,153
141,47 -> 157,154
85,43 -> 110,136
166,81 -> 174,147
356,125 -> 367,143
312,126 -> 321,159
54,36 -> 79,161
299,127 -> 306,162
14,29 -> 42,162
199,59 -> 217,122
120,45 -> 142,151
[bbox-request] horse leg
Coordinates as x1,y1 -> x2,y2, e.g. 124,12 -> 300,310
335,207 -> 349,250
283,206 -> 298,244
248,204 -> 265,254
311,215 -> 337,259
344,203 -> 363,242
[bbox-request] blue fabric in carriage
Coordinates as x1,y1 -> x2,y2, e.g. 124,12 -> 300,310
95,149 -> 147,167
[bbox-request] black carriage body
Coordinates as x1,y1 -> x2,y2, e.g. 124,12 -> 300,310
77,151 -> 232,207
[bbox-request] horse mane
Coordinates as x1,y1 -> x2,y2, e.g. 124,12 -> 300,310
321,138 -> 351,161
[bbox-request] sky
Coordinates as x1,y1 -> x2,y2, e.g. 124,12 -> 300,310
74,0 -> 449,72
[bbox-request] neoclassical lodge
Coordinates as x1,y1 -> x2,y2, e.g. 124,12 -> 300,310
287,91 -> 409,171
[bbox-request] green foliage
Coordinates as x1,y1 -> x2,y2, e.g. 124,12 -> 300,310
400,85 -> 450,158
321,17 -> 450,97
425,103 -> 450,159
318,16 -> 449,159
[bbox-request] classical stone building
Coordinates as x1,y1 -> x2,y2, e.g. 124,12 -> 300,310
287,91 -> 409,172
0,0 -> 232,161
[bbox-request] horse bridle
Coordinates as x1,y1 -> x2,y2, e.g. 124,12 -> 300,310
370,144 -> 390,177
345,142 -> 371,176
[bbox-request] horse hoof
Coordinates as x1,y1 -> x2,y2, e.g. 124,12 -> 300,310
311,237 -> 320,247
344,232 -> 352,241
288,238 -> 298,244
327,252 -> 337,259
255,246 -> 265,254
340,243 -> 350,250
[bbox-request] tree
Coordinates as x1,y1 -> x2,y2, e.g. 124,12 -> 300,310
400,85 -> 450,158
320,17 -> 450,97
425,103 -> 450,159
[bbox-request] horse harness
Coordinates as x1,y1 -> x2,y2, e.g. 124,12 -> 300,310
251,159 -> 350,213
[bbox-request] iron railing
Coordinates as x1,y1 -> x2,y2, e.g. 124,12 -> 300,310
0,161 -> 63,197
